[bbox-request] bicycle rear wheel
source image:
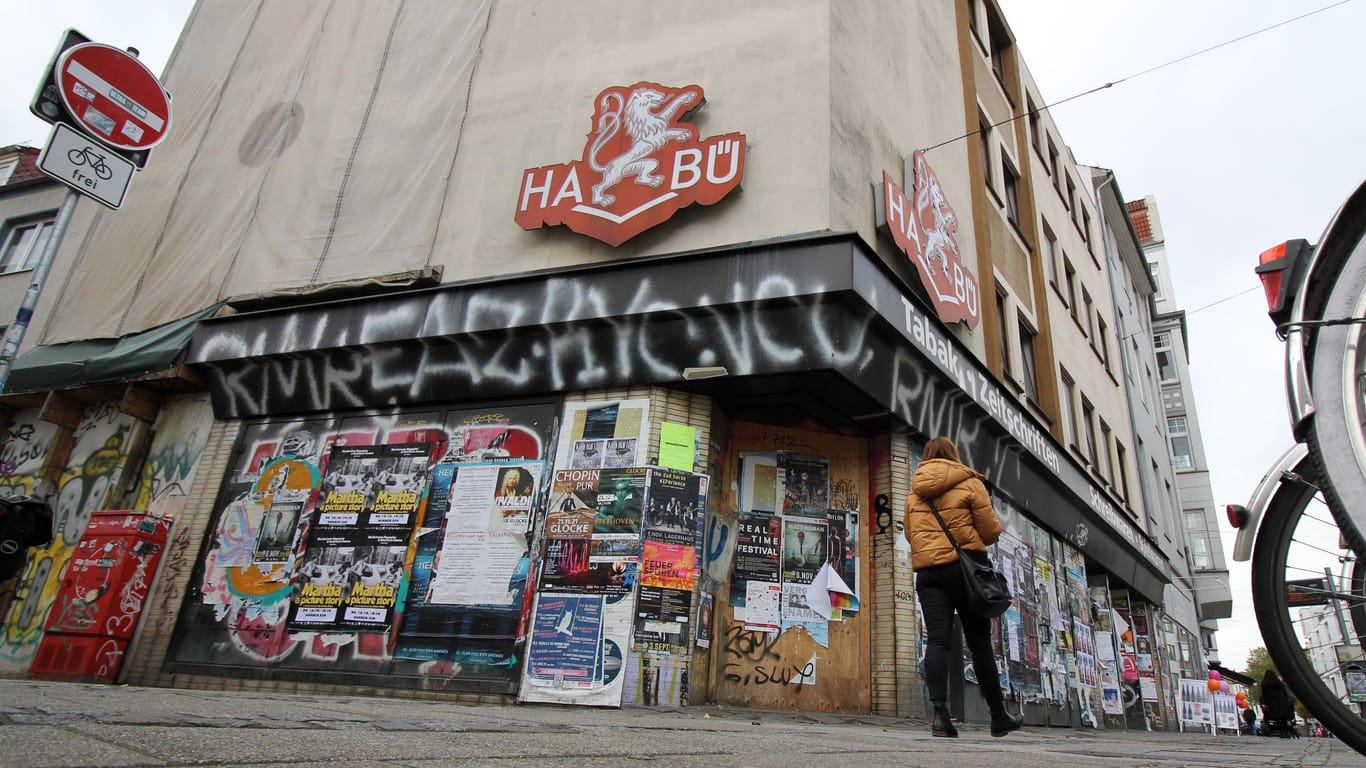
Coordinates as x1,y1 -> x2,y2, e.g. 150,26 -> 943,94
1304,181 -> 1366,535
1251,456 -> 1366,752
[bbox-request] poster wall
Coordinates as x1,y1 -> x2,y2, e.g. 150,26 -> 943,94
1178,677 -> 1215,729
170,404 -> 556,691
520,464 -> 708,707
288,443 -> 431,632
556,399 -> 651,471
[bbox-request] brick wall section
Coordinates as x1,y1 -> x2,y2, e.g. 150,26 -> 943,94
122,418 -> 239,689
567,386 -> 713,704
868,432 -> 922,719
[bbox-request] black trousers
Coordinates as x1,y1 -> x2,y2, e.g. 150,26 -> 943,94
916,555 -> 1005,710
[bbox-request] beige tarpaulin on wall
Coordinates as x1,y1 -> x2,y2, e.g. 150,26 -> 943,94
42,0 -> 489,343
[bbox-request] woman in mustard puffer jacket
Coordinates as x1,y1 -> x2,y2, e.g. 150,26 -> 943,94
905,436 -> 1022,738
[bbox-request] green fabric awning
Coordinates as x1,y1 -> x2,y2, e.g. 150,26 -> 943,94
4,304 -> 222,394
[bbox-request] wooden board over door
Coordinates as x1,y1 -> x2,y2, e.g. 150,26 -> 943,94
711,421 -> 870,713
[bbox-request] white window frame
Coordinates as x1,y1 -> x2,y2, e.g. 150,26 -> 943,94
0,214 -> 58,275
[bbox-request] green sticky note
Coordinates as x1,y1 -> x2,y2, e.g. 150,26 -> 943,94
659,422 -> 696,471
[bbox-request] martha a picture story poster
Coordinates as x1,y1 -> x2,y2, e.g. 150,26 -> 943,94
289,544 -> 351,629
556,399 -> 651,470
316,445 -> 382,530
367,443 -> 434,528
337,543 -> 409,629
540,469 -> 600,591
779,453 -> 829,518
287,517 -> 416,632
730,512 -> 781,607
642,467 -> 704,547
520,590 -> 633,706
781,517 -> 828,585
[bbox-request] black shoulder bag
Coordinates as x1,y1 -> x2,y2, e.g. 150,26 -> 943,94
923,496 -> 1012,618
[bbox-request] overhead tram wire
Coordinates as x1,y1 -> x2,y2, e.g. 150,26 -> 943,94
919,0 -> 1357,155
1115,285 -> 1261,346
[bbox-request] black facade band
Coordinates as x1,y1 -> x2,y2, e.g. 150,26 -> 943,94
188,235 -> 1169,601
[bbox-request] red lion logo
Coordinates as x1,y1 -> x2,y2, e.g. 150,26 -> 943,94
516,82 -> 746,246
882,151 -> 980,328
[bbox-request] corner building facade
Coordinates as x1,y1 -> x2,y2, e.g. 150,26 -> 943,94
0,0 -> 1182,730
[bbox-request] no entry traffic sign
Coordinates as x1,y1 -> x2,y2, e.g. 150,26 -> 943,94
56,42 -> 171,151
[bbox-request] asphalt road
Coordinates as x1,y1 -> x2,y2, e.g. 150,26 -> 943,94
1,679 -> 1363,768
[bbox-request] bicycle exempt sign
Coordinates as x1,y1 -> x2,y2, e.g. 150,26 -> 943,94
38,123 -> 135,209
30,31 -> 172,208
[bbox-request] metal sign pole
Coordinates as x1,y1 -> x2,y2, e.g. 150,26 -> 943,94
0,187 -> 80,393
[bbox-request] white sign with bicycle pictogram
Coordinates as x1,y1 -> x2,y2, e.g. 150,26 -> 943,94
37,121 -> 135,209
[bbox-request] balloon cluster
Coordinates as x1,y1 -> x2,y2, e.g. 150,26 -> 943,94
1207,669 -> 1231,694
1236,690 -> 1249,709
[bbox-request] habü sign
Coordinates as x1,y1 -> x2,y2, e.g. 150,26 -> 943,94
515,82 -> 745,246
881,151 -> 980,329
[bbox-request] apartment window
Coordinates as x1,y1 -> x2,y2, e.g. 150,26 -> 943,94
1184,510 -> 1205,533
1002,152 -> 1020,226
1097,317 -> 1111,369
1115,442 -> 1130,500
1080,287 -> 1094,337
996,286 -> 1012,377
1063,257 -> 1077,314
0,214 -> 57,275
1168,416 -> 1192,469
1061,369 -> 1077,448
1019,316 -> 1040,402
979,116 -> 994,190
1189,534 -> 1213,569
1028,96 -> 1044,157
1042,222 -> 1059,286
1081,397 -> 1098,466
0,158 -> 17,185
1048,139 -> 1061,185
1148,261 -> 1163,299
1064,175 -> 1076,212
985,5 -> 1011,88
1099,419 -> 1114,485
1081,208 -> 1092,247
967,0 -> 983,48
1154,332 -> 1177,381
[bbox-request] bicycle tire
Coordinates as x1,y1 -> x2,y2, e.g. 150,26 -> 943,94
1304,185 -> 1366,535
1251,456 -> 1366,752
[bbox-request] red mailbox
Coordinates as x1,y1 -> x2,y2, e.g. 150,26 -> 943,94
31,510 -> 172,682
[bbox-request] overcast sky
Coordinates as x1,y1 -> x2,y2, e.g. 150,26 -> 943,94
997,0 -> 1366,671
4,1 -> 1364,674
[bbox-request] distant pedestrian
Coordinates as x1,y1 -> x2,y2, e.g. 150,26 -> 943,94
905,436 -> 1022,738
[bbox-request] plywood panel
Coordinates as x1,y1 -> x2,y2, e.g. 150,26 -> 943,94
711,421 -> 870,713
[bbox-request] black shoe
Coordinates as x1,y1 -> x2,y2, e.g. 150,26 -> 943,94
931,707 -> 959,738
990,709 -> 1024,737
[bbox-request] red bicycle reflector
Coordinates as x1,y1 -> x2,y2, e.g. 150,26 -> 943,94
1254,239 -> 1312,327
1226,504 -> 1249,529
